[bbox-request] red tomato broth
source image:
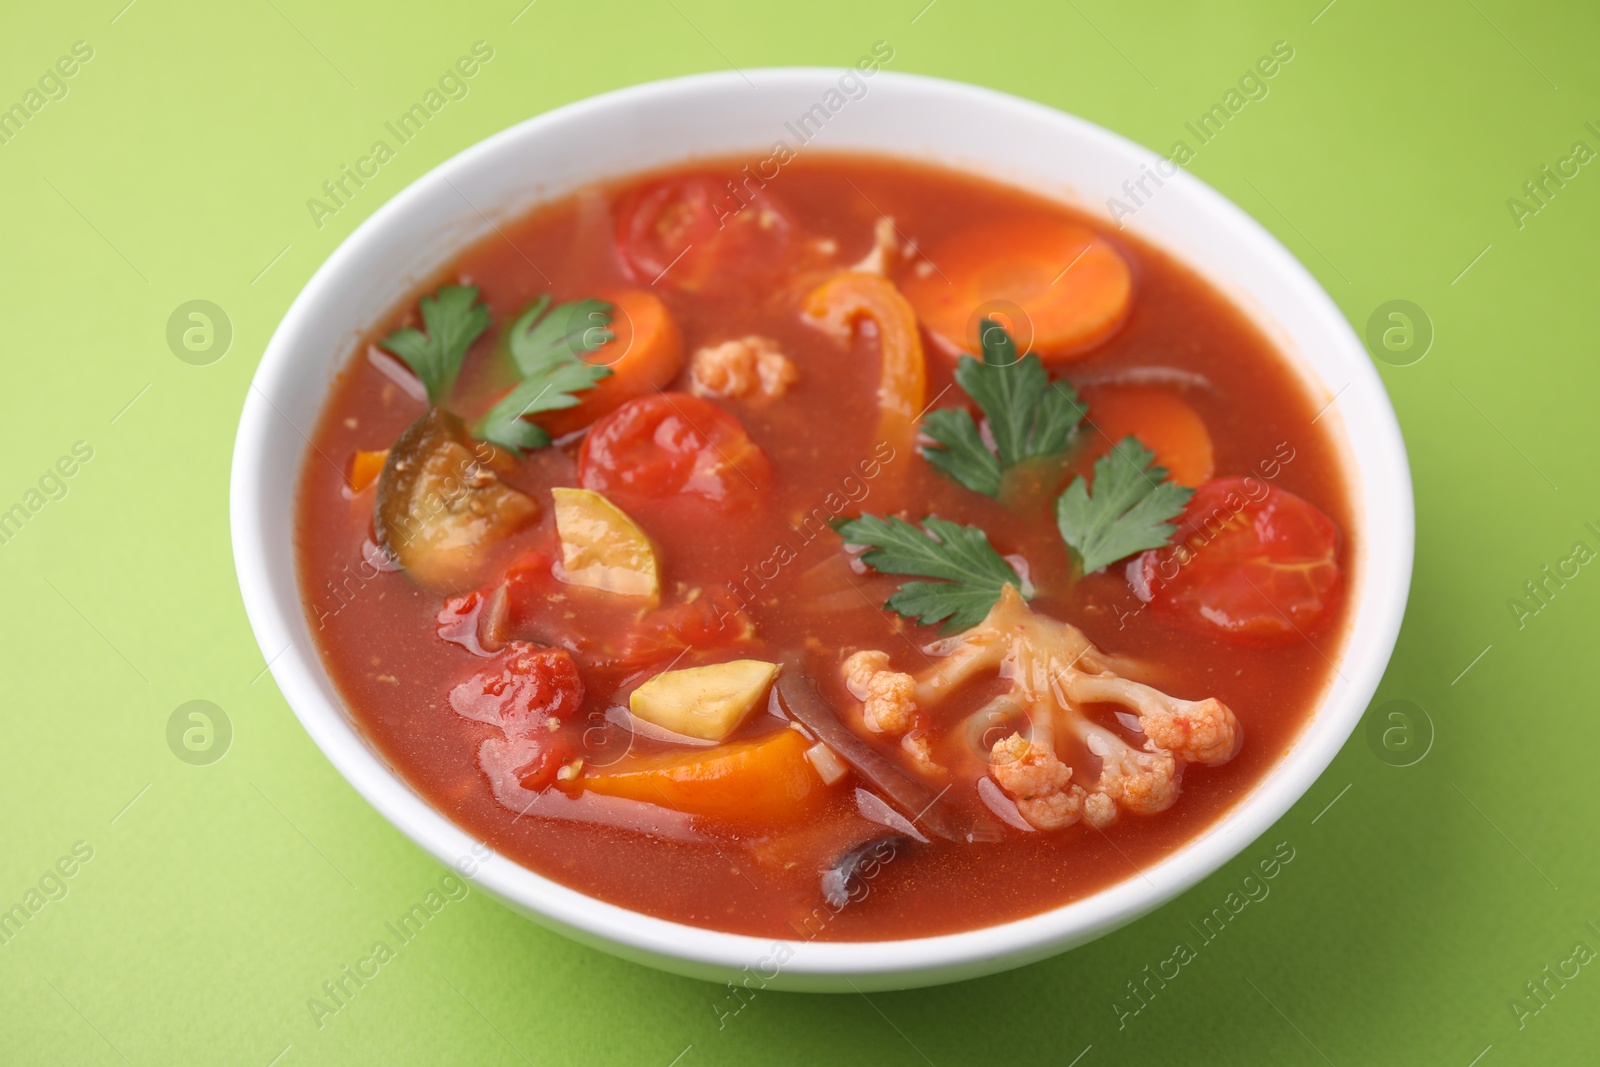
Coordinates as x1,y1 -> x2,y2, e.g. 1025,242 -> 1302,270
294,154 -> 1355,940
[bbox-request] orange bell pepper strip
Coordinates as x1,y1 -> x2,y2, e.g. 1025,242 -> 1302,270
802,272 -> 926,468
574,728 -> 823,826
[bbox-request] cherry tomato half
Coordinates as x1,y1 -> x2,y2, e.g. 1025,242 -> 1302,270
615,175 -> 794,294
1134,477 -> 1341,643
578,393 -> 772,513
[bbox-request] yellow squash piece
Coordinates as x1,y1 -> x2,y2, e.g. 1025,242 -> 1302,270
551,487 -> 660,602
630,659 -> 780,742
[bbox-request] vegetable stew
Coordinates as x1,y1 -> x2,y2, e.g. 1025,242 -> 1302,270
295,154 -> 1353,940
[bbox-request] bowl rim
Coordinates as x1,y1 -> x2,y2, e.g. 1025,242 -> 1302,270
230,66 -> 1413,988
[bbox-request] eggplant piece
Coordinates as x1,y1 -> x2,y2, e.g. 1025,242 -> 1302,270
775,665 -> 1003,845
821,834 -> 908,910
374,408 -> 538,592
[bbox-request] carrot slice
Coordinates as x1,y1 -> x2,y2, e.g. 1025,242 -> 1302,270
348,449 -> 388,493
802,272 -> 926,464
902,219 -> 1132,362
538,289 -> 683,437
1078,385 -> 1214,487
575,728 -> 822,825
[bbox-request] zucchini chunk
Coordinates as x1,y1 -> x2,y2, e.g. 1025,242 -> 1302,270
374,408 -> 538,592
630,659 -> 780,741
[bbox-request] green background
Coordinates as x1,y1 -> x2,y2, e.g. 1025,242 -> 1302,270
2,0 -> 1595,1062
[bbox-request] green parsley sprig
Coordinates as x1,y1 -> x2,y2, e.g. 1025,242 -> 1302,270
382,286 -> 614,456
503,296 -> 615,377
475,296 -> 614,453
1056,437 -> 1193,574
833,513 -> 1024,633
919,321 -> 1087,498
379,285 -> 491,404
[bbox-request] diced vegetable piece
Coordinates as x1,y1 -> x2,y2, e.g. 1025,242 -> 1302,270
436,584 -> 512,655
615,589 -> 756,669
1134,478 -> 1341,642
348,449 -> 388,493
804,742 -> 850,786
538,289 -> 684,437
448,641 -> 586,739
578,393 -> 772,513
551,487 -> 660,602
518,736 -> 577,791
616,175 -> 795,295
374,408 -> 539,592
574,728 -> 821,825
629,659 -> 780,741
802,273 -> 926,466
1079,385 -> 1214,487
901,219 -> 1132,362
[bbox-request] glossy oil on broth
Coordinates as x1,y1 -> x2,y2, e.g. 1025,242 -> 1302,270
296,155 -> 1353,939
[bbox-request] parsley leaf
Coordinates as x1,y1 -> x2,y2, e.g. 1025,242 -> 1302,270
919,321 -> 1086,497
921,408 -> 1002,497
506,296 -> 614,376
476,351 -> 611,454
380,285 -> 491,404
474,296 -> 616,455
1056,437 -> 1193,574
833,513 -> 1024,633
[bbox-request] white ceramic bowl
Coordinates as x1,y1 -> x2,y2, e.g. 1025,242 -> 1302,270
231,69 -> 1412,992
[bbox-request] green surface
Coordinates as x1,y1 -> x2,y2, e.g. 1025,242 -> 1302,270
1,0 -> 1595,1062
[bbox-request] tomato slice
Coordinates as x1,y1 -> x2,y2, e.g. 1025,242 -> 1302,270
1134,478 -> 1341,643
578,393 -> 771,513
615,175 -> 794,294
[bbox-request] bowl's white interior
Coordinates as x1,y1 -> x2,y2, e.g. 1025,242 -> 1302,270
231,69 -> 1412,992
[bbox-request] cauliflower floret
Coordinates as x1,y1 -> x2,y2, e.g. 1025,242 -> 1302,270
1140,696 -> 1240,766
843,649 -> 890,699
1066,673 -> 1241,766
688,336 -> 797,401
912,584 -> 1239,831
1083,791 -> 1116,829
841,650 -> 917,735
990,732 -> 1071,796
1019,788 -> 1085,831
989,732 -> 1084,830
1084,726 -> 1181,815
919,585 -> 1100,705
863,671 -> 917,735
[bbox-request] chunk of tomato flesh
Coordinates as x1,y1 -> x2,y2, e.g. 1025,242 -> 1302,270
578,393 -> 771,513
617,590 -> 756,670
1136,478 -> 1341,643
615,176 -> 793,294
448,641 -> 586,737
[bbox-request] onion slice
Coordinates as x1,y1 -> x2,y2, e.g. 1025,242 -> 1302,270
776,665 -> 1003,844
